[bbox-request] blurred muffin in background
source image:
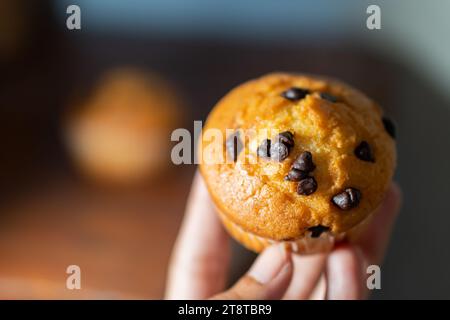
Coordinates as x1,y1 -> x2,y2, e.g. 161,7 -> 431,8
64,68 -> 182,186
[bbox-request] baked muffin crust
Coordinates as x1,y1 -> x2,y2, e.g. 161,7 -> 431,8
200,73 -> 396,241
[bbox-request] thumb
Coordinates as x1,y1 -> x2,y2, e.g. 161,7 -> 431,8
211,244 -> 293,300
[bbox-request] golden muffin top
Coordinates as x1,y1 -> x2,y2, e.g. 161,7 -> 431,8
200,73 -> 396,240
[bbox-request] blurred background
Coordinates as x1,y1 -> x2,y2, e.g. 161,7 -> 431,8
0,0 -> 449,299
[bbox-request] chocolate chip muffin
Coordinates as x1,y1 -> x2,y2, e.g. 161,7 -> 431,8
199,73 -> 396,254
64,68 -> 181,185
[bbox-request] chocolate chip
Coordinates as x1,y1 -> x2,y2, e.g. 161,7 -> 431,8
319,92 -> 338,103
281,87 -> 310,101
332,188 -> 361,210
292,151 -> 316,173
270,141 -> 289,162
226,131 -> 243,162
354,141 -> 375,162
284,168 -> 308,181
308,225 -> 330,238
297,177 -> 318,195
382,117 -> 396,139
275,131 -> 294,148
257,139 -> 271,158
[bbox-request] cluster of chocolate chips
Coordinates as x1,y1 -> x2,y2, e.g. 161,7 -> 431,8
257,131 -> 294,162
255,128 -> 319,196
285,151 -> 317,196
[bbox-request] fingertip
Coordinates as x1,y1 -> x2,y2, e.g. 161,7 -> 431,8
326,244 -> 363,300
264,258 -> 294,299
216,244 -> 293,300
282,253 -> 327,300
248,244 -> 291,285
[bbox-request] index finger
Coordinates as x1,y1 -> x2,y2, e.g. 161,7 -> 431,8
165,171 -> 231,299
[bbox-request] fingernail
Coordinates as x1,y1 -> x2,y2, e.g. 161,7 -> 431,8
248,244 -> 290,284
